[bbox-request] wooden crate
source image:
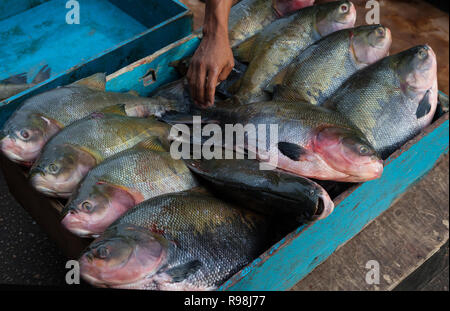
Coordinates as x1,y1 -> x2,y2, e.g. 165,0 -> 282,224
0,0 -> 193,125
1,33 -> 448,290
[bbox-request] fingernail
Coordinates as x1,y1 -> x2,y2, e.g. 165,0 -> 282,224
206,101 -> 212,107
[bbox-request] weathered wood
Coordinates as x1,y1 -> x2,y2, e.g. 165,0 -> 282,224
394,241 -> 449,291
291,154 -> 449,291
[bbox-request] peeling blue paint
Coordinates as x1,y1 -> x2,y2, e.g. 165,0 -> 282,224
0,0 -> 192,113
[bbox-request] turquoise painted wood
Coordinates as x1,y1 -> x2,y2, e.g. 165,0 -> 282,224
0,0 -> 192,122
0,0 -> 48,21
1,33 -> 448,291
107,35 -> 201,95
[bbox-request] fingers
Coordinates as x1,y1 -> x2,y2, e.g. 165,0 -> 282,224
186,63 -> 196,103
188,59 -> 234,108
219,61 -> 234,82
187,60 -> 207,107
205,68 -> 219,108
196,64 -> 207,106
205,61 -> 234,108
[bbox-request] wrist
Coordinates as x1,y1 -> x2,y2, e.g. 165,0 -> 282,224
203,23 -> 228,39
203,0 -> 232,38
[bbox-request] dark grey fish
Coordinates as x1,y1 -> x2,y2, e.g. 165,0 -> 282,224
79,190 -> 268,290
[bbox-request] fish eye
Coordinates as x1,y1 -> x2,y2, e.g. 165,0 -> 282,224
81,201 -> 94,213
19,130 -> 30,140
418,48 -> 428,60
97,246 -> 110,259
359,145 -> 371,155
48,163 -> 59,174
376,27 -> 385,37
340,3 -> 349,13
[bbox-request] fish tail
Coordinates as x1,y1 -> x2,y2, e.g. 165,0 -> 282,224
31,65 -> 51,84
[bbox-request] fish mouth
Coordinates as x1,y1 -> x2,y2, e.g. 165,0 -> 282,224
79,269 -> 110,288
313,190 -> 335,220
31,182 -> 73,198
1,147 -> 32,166
0,136 -> 40,166
79,254 -> 151,289
80,271 -> 143,289
61,214 -> 98,238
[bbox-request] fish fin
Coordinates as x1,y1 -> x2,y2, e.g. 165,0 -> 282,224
99,104 -> 128,116
278,142 -> 308,161
265,67 -> 289,94
416,90 -> 432,119
127,90 -> 140,97
31,65 -> 51,84
169,56 -> 192,76
165,260 -> 202,283
438,92 -> 449,113
1,73 -> 28,84
71,73 -> 106,90
136,136 -> 167,152
154,79 -> 192,110
216,58 -> 248,98
104,181 -> 142,205
38,114 -> 63,129
160,112 -> 197,125
233,35 -> 257,63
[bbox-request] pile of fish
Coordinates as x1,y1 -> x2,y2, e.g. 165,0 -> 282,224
0,0 -> 440,290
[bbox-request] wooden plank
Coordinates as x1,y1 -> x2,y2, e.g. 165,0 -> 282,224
394,241 -> 449,291
219,114 -> 448,291
291,154 -> 449,291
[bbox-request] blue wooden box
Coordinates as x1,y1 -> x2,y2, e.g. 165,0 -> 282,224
0,0 -> 193,125
107,35 -> 450,291
0,33 -> 448,290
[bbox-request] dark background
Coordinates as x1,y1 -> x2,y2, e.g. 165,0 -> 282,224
425,0 -> 449,12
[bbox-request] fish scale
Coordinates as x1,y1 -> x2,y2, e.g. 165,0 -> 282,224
1,73 -> 181,165
106,191 -> 268,290
233,1 -> 355,104
177,99 -> 382,182
3,77 -> 176,133
40,113 -> 169,161
324,45 -> 438,159
230,101 -> 359,146
228,0 -> 280,48
69,146 -> 198,210
273,25 -> 390,105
